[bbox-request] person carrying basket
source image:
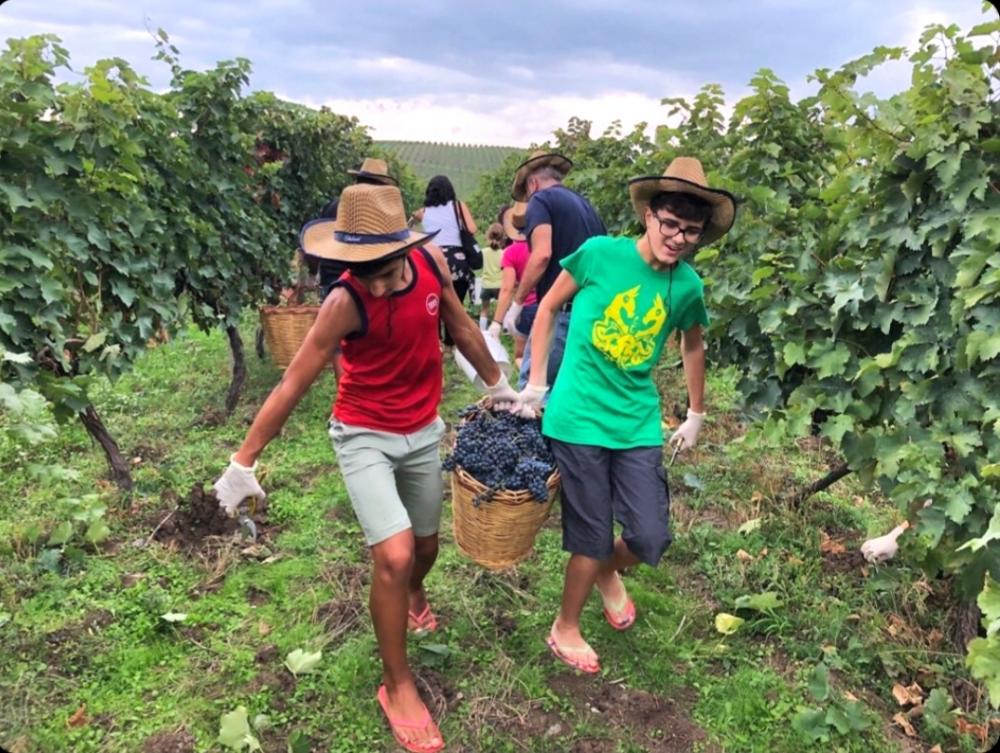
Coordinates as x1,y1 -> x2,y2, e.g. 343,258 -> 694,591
518,157 -> 737,673
213,183 -> 523,752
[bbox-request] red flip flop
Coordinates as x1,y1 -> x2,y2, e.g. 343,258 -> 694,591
545,628 -> 601,674
408,603 -> 438,634
603,597 -> 636,631
376,685 -> 445,753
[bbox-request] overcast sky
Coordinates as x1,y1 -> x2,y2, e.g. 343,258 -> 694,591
0,1 -> 993,146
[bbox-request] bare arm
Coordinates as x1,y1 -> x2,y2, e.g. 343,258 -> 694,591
411,207 -> 425,223
493,266 -> 518,324
459,201 -> 477,234
233,289 -> 359,465
425,244 -> 501,385
527,270 -> 579,386
680,325 -> 705,413
514,223 -> 551,305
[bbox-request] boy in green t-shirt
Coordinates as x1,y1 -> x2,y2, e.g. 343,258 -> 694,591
518,157 -> 737,673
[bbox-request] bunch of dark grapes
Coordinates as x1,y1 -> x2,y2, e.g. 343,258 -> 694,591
443,405 -> 555,505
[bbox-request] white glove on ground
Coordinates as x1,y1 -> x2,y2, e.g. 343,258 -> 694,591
487,321 -> 502,339
213,456 -> 265,517
669,409 -> 705,450
519,383 -> 548,414
502,302 -> 523,335
860,522 -> 909,564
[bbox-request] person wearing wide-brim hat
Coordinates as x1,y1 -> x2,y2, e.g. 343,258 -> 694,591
214,183 -> 523,753
510,150 -> 573,203
502,150 -> 605,389
346,156 -> 399,186
517,156 -> 736,675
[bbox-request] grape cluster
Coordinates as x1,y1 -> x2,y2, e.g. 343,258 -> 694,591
443,405 -> 556,505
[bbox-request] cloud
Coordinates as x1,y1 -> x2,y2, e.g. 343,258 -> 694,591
0,0 -> 990,146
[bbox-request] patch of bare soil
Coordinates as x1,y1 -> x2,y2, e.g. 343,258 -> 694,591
246,585 -> 270,606
141,728 -> 196,753
821,549 -> 866,573
149,485 -> 273,553
314,598 -> 365,640
417,669 -> 463,720
43,610 -> 114,676
488,607 -> 518,637
548,675 -> 714,753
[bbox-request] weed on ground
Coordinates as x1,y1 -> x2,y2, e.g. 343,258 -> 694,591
0,323 -> 995,752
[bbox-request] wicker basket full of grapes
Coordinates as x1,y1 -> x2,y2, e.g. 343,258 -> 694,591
443,403 -> 560,570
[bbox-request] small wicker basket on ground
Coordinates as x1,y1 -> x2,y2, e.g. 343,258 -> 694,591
258,305 -> 319,369
451,462 -> 560,571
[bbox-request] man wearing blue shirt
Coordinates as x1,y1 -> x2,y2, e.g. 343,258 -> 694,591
502,151 -> 606,388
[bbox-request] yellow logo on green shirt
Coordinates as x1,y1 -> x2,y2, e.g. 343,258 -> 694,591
592,285 -> 666,368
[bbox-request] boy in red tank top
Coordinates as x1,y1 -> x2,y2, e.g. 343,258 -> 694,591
214,184 -> 522,753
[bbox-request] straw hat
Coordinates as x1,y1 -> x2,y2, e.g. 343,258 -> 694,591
511,150 -> 573,201
501,202 -> 527,241
299,184 -> 437,263
346,157 -> 398,186
628,157 -> 737,247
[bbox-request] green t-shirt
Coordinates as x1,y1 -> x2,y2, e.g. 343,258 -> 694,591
481,245 -> 503,288
542,235 -> 709,449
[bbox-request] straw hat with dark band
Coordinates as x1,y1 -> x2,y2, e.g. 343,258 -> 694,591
511,150 -> 573,201
501,201 -> 527,241
346,157 -> 398,186
628,157 -> 737,247
299,184 -> 437,264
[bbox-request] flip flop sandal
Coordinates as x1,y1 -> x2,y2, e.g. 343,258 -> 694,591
408,603 -> 438,634
603,597 -> 636,631
376,685 -> 445,753
545,630 -> 601,674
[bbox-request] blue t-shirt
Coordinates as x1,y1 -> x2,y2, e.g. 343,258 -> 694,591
524,185 -> 605,301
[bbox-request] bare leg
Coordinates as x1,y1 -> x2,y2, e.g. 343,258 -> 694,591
595,537 -> 641,608
370,529 -> 442,749
550,553 -> 602,666
408,533 -> 439,617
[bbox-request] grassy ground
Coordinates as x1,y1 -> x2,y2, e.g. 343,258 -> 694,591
0,322 -> 995,753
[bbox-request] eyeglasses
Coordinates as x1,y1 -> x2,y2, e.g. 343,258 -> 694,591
654,214 -> 704,244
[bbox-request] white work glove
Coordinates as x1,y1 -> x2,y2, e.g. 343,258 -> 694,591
213,455 -> 266,517
860,522 -> 909,564
519,383 -> 548,415
502,301 -> 523,335
484,371 -> 520,408
487,321 -> 502,339
669,409 -> 705,450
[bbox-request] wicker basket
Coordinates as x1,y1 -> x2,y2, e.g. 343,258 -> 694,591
451,463 -> 560,571
259,305 -> 320,369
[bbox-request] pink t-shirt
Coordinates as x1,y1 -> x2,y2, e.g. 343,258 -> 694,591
500,240 -> 538,306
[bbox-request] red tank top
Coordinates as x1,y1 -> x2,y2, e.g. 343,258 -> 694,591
332,248 -> 444,433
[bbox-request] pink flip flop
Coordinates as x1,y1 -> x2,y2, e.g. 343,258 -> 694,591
545,629 -> 601,674
408,603 -> 438,634
376,684 -> 445,753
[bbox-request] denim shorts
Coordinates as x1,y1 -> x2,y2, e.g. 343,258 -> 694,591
549,440 -> 672,566
329,416 -> 446,545
515,302 -> 538,337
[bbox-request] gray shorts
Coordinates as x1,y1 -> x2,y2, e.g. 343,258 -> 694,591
549,440 -> 672,566
329,416 -> 446,546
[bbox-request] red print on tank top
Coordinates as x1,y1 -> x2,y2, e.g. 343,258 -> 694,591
426,293 -> 439,315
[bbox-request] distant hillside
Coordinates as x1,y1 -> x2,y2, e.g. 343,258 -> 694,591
378,140 -> 521,200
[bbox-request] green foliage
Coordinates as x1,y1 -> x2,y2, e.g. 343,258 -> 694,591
465,13 -> 1000,704
0,31 -> 374,471
792,663 -> 871,741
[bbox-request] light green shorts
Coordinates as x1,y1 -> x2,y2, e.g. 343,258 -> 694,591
329,416 -> 446,546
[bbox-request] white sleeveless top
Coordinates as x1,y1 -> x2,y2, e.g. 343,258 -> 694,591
421,201 -> 462,248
